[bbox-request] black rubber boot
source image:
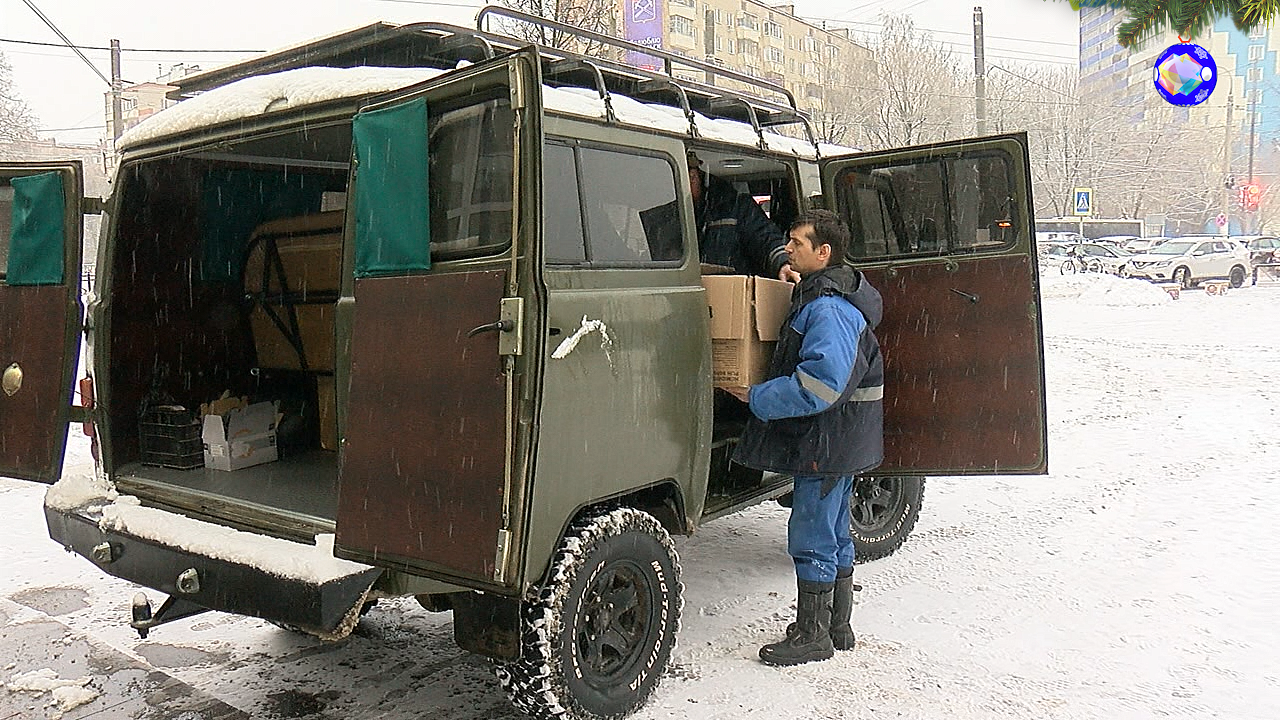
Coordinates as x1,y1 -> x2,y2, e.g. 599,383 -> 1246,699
760,580 -> 835,666
829,568 -> 856,650
785,568 -> 858,649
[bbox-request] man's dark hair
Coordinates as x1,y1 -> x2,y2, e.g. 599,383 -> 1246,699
792,209 -> 849,265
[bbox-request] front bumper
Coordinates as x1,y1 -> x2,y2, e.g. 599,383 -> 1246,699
1129,266 -> 1173,281
45,504 -> 381,637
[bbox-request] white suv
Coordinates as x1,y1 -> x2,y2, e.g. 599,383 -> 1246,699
1127,237 -> 1251,288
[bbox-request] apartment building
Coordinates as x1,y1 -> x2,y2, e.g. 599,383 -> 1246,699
102,63 -> 203,142
619,0 -> 872,117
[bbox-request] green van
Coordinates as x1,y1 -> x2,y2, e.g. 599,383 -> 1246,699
0,9 -> 1046,718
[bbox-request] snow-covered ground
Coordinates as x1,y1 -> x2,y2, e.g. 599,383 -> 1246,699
2,273 -> 1279,719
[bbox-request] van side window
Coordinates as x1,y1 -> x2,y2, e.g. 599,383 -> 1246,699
428,99 -> 514,259
544,142 -> 683,266
543,143 -> 586,263
836,150 -> 1019,259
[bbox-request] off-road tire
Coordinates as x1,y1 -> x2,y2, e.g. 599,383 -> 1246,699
1173,266 -> 1193,289
850,477 -> 925,564
495,508 -> 682,719
1230,265 -> 1247,288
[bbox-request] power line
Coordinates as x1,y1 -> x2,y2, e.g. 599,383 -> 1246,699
37,124 -> 106,132
19,0 -> 110,87
0,37 -> 262,53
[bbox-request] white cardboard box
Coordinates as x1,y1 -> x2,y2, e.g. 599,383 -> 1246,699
202,401 -> 279,471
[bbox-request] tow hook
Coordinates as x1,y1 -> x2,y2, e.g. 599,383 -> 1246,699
131,593 -> 153,639
128,593 -> 210,640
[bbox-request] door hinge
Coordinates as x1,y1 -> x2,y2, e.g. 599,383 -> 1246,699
498,297 -> 524,357
81,197 -> 107,215
493,529 -> 512,583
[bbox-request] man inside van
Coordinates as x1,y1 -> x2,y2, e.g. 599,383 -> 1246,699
729,209 -> 884,666
688,151 -> 802,283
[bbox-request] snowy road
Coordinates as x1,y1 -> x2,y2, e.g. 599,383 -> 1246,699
3,275 -> 1279,719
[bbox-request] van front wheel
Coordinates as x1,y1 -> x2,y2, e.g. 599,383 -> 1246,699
496,508 -> 682,719
851,477 -> 925,563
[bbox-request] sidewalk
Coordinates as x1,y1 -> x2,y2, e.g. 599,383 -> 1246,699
0,597 -> 248,720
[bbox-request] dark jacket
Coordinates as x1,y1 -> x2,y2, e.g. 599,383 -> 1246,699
732,264 -> 884,477
697,174 -> 788,277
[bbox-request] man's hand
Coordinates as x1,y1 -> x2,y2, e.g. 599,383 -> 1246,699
725,387 -> 751,403
778,263 -> 801,284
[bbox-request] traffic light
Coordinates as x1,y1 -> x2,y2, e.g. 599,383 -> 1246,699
1244,183 -> 1262,212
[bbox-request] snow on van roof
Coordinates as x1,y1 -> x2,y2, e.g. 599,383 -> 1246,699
118,66 -> 447,150
119,65 -> 856,158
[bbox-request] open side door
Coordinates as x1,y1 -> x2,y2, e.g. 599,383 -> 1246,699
334,50 -> 540,590
0,162 -> 85,483
821,133 -> 1047,475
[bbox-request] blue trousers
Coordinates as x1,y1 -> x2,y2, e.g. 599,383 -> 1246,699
788,475 -> 855,584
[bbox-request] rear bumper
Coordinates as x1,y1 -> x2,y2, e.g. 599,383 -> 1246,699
44,504 -> 381,636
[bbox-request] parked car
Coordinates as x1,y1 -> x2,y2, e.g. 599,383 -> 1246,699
1126,236 -> 1251,288
1059,242 -> 1134,275
1092,234 -> 1139,248
1035,230 -> 1085,245
1123,236 -> 1169,253
1244,236 -> 1280,267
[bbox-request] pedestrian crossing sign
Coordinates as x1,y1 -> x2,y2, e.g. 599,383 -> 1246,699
1073,188 -> 1092,216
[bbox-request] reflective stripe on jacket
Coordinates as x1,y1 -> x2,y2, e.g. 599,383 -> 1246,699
732,265 -> 885,477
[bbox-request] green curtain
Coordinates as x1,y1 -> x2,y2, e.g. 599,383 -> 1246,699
353,97 -> 430,277
8,172 -> 66,286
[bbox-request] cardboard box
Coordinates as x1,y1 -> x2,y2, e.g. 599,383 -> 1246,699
202,401 -> 279,471
701,274 -> 794,389
316,375 -> 338,452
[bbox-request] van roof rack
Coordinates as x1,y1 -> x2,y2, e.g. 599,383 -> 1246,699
170,5 -> 817,151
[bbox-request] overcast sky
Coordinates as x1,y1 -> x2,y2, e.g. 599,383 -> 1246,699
1,0 -> 1082,146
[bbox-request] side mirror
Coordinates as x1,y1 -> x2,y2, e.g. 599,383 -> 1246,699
1192,250 -> 1206,256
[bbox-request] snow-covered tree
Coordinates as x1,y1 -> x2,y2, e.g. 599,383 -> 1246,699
0,51 -> 39,142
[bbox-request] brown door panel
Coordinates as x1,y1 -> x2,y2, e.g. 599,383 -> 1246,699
0,286 -> 74,482
863,254 -> 1046,474
336,271 -> 508,582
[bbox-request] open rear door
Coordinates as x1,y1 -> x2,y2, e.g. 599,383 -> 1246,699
821,133 -> 1047,475
0,162 -> 85,483
334,50 -> 540,590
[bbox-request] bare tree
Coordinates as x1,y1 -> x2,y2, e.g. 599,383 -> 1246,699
493,0 -> 619,56
855,15 -> 967,150
1,51 -> 39,143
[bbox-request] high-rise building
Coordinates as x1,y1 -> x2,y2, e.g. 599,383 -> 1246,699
617,0 -> 872,120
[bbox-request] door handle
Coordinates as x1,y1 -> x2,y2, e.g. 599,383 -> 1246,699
949,288 -> 979,304
467,319 -> 515,337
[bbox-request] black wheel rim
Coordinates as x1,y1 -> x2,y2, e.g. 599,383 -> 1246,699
851,478 -> 908,535
575,560 -> 654,686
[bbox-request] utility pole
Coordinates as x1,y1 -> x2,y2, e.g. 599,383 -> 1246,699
973,7 -> 986,136
1248,61 -> 1258,233
1223,92 -> 1233,232
110,39 -> 124,146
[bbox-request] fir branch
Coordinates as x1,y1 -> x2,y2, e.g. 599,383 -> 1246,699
1239,0 -> 1280,25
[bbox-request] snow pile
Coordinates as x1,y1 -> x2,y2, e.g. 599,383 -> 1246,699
6,668 -> 98,716
43,469 -> 116,512
96,502 -> 372,584
1039,272 -> 1173,307
117,66 -> 447,150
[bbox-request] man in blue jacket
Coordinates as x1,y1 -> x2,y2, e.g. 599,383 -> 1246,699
731,209 -> 884,666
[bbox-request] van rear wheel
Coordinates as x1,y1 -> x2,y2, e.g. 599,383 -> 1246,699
851,477 -> 925,563
496,508 -> 682,719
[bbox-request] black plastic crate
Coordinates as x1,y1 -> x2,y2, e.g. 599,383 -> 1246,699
139,405 -> 203,470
